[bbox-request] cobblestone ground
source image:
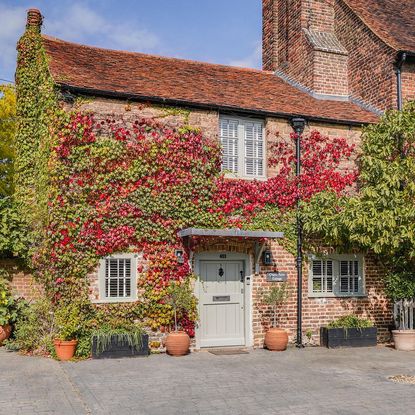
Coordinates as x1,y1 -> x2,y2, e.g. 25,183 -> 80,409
1,346 -> 415,415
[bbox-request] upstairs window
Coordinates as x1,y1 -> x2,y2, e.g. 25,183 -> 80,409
309,255 -> 364,297
220,116 -> 265,179
98,254 -> 138,302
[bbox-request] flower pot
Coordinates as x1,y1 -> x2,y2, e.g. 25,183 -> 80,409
265,327 -> 288,351
392,330 -> 415,351
165,331 -> 190,356
0,324 -> 12,346
54,339 -> 78,361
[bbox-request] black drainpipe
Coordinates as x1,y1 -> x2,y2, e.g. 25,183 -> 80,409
291,117 -> 306,348
396,52 -> 407,111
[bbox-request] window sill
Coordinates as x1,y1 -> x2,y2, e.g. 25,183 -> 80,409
224,173 -> 267,181
92,298 -> 138,304
308,293 -> 367,299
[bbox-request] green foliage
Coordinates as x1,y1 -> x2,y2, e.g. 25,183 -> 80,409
303,103 -> 415,299
0,277 -> 16,325
327,315 -> 373,329
92,325 -> 145,356
5,297 -> 55,354
261,283 -> 290,327
0,197 -> 30,258
54,303 -> 82,341
0,85 -> 16,197
384,271 -> 415,301
166,279 -> 197,331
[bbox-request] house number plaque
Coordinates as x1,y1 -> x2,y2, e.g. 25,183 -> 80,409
266,272 -> 288,282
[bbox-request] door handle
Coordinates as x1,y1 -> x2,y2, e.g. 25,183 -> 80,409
240,270 -> 244,283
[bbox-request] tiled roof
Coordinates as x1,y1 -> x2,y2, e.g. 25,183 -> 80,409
42,35 -> 378,125
343,0 -> 415,52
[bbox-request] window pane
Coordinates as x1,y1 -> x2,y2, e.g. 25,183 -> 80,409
339,260 -> 361,294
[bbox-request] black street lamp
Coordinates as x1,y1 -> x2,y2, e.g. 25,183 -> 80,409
291,117 -> 306,348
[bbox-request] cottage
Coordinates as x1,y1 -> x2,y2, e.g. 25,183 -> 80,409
10,1 -> 415,350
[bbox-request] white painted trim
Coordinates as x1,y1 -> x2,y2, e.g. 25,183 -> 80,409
194,251 -> 253,349
98,253 -> 138,302
307,253 -> 366,298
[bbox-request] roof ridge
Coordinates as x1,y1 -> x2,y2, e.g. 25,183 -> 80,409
41,34 -> 273,75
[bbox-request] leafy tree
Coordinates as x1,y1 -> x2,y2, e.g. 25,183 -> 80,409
303,102 -> 415,299
0,85 -> 16,197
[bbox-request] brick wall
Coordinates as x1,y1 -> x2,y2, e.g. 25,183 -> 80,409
262,0 -> 349,97
0,259 -> 42,300
70,96 -> 392,347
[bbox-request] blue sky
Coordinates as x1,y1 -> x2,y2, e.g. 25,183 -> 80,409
0,0 -> 262,83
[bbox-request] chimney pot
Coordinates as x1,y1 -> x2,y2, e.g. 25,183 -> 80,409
26,9 -> 42,31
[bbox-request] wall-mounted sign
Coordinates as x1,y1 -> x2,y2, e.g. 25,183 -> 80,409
266,272 -> 288,282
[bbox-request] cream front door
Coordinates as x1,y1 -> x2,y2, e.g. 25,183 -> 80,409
198,260 -> 245,347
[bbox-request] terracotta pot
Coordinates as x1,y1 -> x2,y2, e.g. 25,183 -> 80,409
165,331 -> 190,356
54,339 -> 78,361
265,327 -> 288,351
392,330 -> 415,351
0,324 -> 12,346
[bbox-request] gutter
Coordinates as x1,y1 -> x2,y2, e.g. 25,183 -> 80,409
59,84 -> 376,128
396,52 -> 407,111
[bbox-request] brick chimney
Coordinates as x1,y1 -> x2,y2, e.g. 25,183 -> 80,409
263,0 -> 349,99
26,9 -> 43,32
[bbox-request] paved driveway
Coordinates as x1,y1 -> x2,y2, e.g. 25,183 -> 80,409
1,346 -> 415,415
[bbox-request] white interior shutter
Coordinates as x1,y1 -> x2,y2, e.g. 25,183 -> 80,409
244,121 -> 264,177
340,260 -> 359,294
220,118 -> 239,174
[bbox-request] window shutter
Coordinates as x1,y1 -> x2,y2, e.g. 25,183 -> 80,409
340,260 -> 359,293
244,122 -> 264,176
105,258 -> 132,299
220,118 -> 239,174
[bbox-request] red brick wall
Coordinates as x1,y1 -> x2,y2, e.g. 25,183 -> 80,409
334,1 -> 395,111
402,61 -> 415,104
262,0 -> 349,97
0,259 -> 42,300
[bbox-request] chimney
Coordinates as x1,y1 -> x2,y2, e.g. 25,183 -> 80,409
262,0 -> 349,99
26,9 -> 43,32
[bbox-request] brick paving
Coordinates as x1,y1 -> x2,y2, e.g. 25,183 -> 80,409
1,346 -> 415,415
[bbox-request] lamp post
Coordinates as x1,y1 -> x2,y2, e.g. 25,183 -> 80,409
291,117 -> 306,348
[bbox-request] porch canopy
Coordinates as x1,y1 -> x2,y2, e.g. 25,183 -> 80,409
177,228 -> 284,273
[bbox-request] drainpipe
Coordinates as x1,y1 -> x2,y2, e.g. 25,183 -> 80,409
291,117 -> 306,348
396,52 -> 407,111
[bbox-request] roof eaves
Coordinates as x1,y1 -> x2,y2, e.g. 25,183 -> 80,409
59,83 -> 375,127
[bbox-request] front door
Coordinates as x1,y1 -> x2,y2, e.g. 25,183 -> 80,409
198,260 -> 245,347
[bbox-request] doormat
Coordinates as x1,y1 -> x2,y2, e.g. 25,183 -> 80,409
208,349 -> 249,355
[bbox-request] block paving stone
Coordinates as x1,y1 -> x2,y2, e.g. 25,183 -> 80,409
1,346 -> 415,414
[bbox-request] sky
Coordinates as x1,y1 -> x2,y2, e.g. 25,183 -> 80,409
0,0 -> 262,84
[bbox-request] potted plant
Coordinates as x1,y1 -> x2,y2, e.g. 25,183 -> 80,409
0,276 -> 22,346
164,280 -> 196,356
91,324 -> 149,359
320,315 -> 376,348
385,269 -> 415,351
53,303 -> 81,361
262,283 -> 290,351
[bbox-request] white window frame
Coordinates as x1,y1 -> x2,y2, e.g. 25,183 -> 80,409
97,253 -> 138,303
308,254 -> 365,298
219,115 -> 266,180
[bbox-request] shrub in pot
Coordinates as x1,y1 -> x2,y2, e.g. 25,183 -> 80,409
262,283 -> 290,351
164,280 -> 196,356
321,315 -> 376,348
53,303 -> 81,361
91,323 -> 149,359
385,270 -> 415,351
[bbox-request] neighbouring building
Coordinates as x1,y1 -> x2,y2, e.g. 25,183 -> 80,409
10,1 -> 415,349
